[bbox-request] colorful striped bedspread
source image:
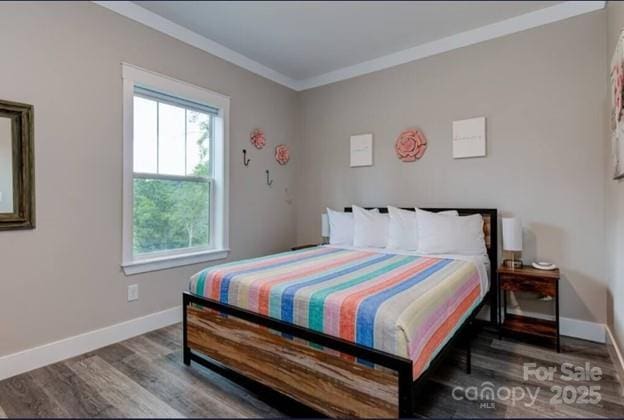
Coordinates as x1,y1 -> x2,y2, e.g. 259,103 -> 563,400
189,246 -> 486,378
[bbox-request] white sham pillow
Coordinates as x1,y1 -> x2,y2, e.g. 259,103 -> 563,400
387,207 -> 458,251
326,208 -> 354,246
416,209 -> 486,255
353,206 -> 388,248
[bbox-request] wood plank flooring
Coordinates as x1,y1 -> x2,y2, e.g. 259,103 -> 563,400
0,324 -> 622,418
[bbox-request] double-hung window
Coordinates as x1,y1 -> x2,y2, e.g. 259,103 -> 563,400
122,64 -> 229,275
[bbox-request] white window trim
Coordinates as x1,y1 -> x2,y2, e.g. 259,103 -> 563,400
121,63 -> 230,275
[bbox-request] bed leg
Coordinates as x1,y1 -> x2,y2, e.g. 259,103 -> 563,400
466,338 -> 472,374
398,367 -> 414,417
465,322 -> 472,375
183,293 -> 190,366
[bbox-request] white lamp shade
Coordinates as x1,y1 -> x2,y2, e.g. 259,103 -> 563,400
321,213 -> 329,238
502,217 -> 523,252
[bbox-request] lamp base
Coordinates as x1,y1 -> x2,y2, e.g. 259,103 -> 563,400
503,259 -> 523,269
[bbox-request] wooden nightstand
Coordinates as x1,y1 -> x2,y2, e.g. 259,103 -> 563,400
498,265 -> 560,352
291,244 -> 320,251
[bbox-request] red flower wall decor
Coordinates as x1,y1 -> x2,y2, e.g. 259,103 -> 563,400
250,128 -> 266,149
275,144 -> 290,165
395,129 -> 427,162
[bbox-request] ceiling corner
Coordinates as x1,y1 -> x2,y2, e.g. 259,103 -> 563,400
92,1 -> 301,91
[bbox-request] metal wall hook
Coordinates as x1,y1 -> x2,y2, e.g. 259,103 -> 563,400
265,169 -> 273,187
242,149 -> 251,166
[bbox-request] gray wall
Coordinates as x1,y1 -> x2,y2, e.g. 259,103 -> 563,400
296,11 -> 608,324
0,2 -> 299,356
606,1 -> 624,353
0,2 -> 613,358
0,117 -> 13,213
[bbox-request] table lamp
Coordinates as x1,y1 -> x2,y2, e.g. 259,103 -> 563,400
321,213 -> 329,244
502,217 -> 523,268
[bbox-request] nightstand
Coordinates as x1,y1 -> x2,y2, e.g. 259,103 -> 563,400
291,244 -> 320,251
498,265 -> 560,352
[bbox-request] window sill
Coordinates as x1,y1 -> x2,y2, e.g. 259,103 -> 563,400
122,248 -> 230,276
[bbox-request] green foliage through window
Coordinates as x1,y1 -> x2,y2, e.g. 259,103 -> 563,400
133,178 -> 210,254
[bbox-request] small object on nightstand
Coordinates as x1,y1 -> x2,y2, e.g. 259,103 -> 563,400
532,261 -> 557,270
502,217 -> 523,268
498,265 -> 560,352
291,244 -> 319,251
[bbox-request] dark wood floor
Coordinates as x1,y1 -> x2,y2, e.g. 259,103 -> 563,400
0,324 -> 622,418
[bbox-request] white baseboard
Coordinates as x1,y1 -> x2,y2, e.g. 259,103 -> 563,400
606,325 -> 624,393
561,317 -> 606,343
0,306 -> 182,381
506,308 -> 606,343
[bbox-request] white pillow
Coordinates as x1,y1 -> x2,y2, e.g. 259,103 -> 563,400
387,207 -> 458,251
416,209 -> 486,255
353,206 -> 388,248
326,208 -> 354,245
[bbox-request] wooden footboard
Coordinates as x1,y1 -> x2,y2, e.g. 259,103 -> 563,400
183,291 -> 489,418
187,305 -> 398,417
183,293 -> 414,418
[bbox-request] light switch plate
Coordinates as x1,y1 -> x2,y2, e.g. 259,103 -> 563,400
128,284 -> 139,302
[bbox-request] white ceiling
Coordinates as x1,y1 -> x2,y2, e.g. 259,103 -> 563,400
99,1 -> 604,90
135,0 -> 559,80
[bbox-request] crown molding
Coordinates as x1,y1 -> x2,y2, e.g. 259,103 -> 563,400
93,1 -> 605,92
93,1 -> 300,90
298,1 -> 605,90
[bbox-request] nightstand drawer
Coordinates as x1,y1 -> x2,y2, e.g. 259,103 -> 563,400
500,275 -> 556,296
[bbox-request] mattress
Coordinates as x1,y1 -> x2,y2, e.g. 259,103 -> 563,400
189,245 -> 489,378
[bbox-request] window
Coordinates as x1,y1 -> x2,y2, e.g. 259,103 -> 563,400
122,64 -> 229,275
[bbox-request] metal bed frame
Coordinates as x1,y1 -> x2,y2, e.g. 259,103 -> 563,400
183,207 -> 498,417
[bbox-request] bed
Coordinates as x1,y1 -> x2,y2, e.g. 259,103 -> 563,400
183,208 -> 498,418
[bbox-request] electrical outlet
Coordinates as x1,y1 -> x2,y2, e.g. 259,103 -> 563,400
128,284 -> 139,302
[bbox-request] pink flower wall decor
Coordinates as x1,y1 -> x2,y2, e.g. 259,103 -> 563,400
275,144 -> 290,165
610,34 -> 624,179
395,129 -> 427,162
250,128 -> 266,149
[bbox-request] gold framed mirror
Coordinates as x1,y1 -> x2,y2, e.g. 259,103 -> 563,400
0,99 -> 34,230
